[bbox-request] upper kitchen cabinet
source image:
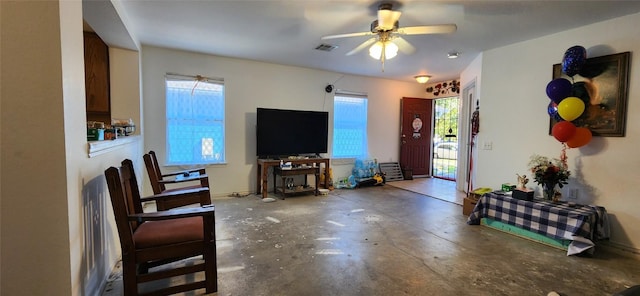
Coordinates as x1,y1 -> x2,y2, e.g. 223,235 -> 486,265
84,32 -> 110,122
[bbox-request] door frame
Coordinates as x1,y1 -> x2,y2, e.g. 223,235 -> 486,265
399,97 -> 433,177
457,79 -> 477,193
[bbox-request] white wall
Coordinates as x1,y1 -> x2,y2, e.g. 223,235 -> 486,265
73,140 -> 143,295
1,1 -> 72,294
475,12 -> 640,252
72,48 -> 143,295
110,48 -> 142,133
1,1 -> 144,295
140,46 -> 426,196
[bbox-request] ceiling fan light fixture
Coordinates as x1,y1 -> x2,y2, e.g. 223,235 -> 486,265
369,41 -> 383,59
369,41 -> 398,60
447,51 -> 460,59
414,75 -> 431,84
385,41 -> 398,59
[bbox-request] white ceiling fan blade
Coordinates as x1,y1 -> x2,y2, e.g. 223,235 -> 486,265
321,31 -> 373,40
393,37 -> 416,55
346,38 -> 377,56
397,24 -> 457,35
377,9 -> 402,30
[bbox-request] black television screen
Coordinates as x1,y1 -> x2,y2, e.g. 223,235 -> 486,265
256,108 -> 328,158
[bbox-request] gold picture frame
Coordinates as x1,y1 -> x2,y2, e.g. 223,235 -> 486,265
549,51 -> 630,137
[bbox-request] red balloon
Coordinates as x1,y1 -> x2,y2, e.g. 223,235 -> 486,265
566,127 -> 592,148
552,121 -> 576,142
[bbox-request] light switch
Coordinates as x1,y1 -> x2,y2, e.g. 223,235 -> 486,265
568,188 -> 579,199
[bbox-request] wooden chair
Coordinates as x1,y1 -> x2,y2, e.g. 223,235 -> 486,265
143,151 -> 211,210
105,159 -> 217,296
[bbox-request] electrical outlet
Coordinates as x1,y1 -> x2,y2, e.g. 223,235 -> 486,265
483,141 -> 493,150
568,188 -> 579,199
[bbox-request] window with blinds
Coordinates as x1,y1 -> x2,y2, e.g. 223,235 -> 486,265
332,93 -> 368,159
165,74 -> 225,165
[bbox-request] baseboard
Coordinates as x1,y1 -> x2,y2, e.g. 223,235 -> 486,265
212,191 -> 255,199
599,241 -> 640,260
101,258 -> 123,296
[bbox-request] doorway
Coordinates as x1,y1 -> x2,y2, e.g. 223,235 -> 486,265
399,97 -> 433,177
432,97 -> 459,181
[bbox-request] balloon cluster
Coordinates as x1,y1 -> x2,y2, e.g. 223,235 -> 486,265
546,45 -> 592,148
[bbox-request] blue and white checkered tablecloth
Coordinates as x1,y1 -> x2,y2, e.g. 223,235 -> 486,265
467,192 -> 609,255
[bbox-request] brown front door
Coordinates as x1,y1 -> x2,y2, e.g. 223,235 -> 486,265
400,97 -> 433,176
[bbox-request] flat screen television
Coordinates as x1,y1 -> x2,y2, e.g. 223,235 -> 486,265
256,108 -> 328,158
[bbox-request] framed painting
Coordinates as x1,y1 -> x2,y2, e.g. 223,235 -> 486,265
549,51 -> 630,137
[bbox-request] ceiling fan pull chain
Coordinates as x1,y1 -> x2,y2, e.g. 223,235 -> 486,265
381,44 -> 386,72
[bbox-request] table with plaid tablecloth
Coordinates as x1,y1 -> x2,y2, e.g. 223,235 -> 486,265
467,192 -> 609,255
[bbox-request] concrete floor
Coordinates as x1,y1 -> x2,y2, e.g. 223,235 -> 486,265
388,177 -> 467,205
104,184 -> 639,296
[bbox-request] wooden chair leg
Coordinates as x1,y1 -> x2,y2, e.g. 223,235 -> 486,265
123,256 -> 138,296
204,215 -> 218,293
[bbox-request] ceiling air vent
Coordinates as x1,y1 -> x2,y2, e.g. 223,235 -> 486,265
315,43 -> 338,52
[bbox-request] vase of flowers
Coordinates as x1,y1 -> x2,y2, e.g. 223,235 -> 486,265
528,154 -> 570,201
543,181 -> 557,201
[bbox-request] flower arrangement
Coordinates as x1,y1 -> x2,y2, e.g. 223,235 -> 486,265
528,154 -> 570,200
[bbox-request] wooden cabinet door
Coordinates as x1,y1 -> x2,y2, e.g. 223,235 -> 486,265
84,32 -> 110,113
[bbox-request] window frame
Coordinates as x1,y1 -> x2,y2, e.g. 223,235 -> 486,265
164,74 -> 226,166
332,92 -> 368,159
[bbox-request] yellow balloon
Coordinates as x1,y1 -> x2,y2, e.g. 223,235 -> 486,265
558,97 -> 585,121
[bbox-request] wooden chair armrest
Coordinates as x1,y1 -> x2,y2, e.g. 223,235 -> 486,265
162,168 -> 206,178
139,187 -> 210,203
128,205 -> 215,222
158,174 -> 209,185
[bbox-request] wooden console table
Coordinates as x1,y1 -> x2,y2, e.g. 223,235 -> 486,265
273,166 -> 319,199
256,158 -> 329,198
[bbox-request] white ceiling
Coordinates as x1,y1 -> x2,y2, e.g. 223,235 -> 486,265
108,0 -> 640,83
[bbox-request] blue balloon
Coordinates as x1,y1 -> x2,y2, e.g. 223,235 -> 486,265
546,78 -> 572,104
562,46 -> 587,77
548,101 -> 563,122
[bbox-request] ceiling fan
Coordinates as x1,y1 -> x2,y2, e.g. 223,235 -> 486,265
321,2 -> 457,71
